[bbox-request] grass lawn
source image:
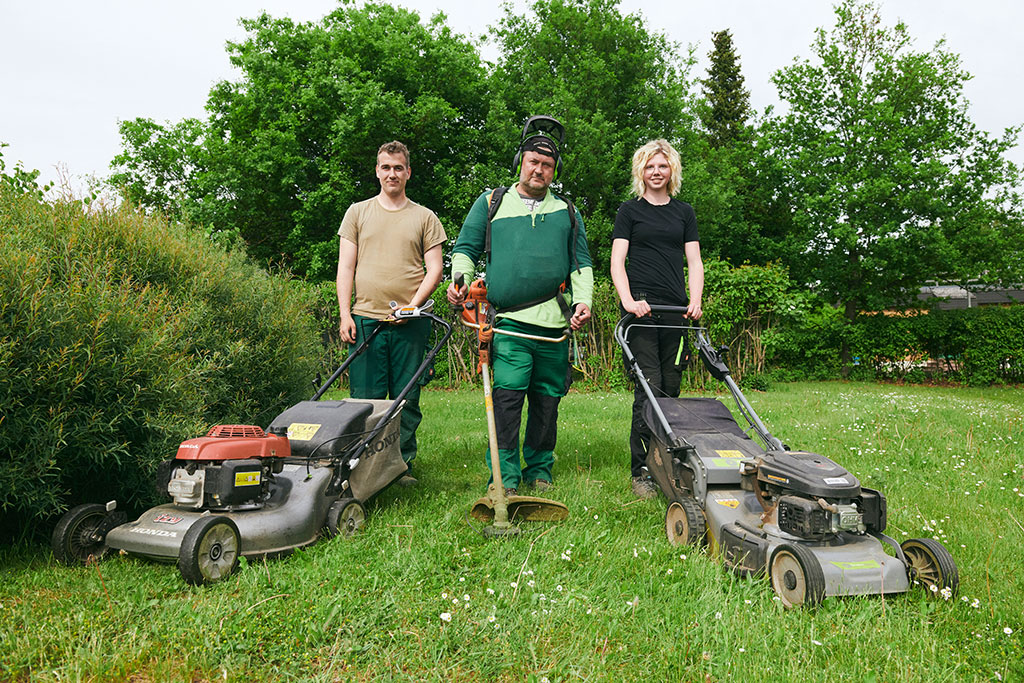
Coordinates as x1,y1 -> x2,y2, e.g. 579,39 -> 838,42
2,382 -> 1022,681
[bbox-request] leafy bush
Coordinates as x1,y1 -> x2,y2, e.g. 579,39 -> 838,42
852,306 -> 1024,385
955,306 -> 1024,385
771,302 -> 1024,385
0,185 -> 320,537
765,299 -> 846,380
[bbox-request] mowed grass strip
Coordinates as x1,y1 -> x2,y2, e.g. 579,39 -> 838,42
1,382 -> 1021,682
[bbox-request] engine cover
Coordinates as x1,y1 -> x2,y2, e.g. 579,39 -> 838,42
777,495 -> 866,537
777,495 -> 831,537
175,425 -> 291,461
757,450 -> 861,499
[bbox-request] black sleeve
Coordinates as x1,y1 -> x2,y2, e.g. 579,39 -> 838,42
612,200 -> 634,241
682,202 -> 699,243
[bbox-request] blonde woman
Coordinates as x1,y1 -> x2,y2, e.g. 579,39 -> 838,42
610,139 -> 704,498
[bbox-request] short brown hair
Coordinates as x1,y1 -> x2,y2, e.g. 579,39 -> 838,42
377,140 -> 410,166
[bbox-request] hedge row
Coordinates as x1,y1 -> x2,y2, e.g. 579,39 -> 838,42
770,303 -> 1024,385
313,259 -> 1023,390
0,186 -> 320,536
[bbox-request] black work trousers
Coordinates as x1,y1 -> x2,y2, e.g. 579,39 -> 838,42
626,317 -> 684,477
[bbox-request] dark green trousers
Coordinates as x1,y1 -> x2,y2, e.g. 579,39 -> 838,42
350,315 -> 431,464
489,319 -> 569,488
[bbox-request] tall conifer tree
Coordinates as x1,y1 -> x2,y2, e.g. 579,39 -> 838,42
700,29 -> 751,147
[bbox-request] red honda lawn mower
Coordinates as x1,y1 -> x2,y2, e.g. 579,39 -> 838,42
52,302 -> 452,584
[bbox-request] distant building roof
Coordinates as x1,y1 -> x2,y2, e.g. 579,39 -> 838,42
918,285 -> 1024,310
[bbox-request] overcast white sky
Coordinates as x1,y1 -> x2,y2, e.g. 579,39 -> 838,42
1,0 -> 1021,194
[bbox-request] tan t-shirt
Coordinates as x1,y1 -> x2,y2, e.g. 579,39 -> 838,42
338,197 -> 447,319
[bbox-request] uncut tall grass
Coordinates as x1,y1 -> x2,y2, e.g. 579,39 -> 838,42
1,382 -> 1021,681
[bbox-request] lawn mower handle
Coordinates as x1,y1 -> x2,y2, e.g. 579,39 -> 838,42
614,306 -> 784,452
337,310 -> 453,455
311,309 -> 453,402
311,320 -> 387,400
323,310 -> 454,495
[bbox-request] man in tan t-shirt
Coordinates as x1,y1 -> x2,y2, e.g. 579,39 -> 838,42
336,141 -> 446,485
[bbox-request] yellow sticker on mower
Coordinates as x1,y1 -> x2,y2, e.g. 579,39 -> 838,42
715,450 -> 744,458
235,471 -> 261,487
288,423 -> 322,441
715,498 -> 740,508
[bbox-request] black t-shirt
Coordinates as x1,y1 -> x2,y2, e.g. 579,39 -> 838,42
612,197 -> 699,306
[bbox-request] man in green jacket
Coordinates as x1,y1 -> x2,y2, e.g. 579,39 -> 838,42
446,117 -> 593,493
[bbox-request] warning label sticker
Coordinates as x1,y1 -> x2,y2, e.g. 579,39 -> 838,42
715,498 -> 740,508
235,471 -> 261,487
714,450 -> 744,458
288,423 -> 321,441
710,459 -> 744,469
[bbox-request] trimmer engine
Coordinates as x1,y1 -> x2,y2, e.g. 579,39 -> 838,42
160,425 -> 290,510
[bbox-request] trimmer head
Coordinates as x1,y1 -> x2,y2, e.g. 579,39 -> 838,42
470,494 -> 569,524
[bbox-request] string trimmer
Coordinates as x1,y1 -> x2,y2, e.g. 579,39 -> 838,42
453,273 -> 569,538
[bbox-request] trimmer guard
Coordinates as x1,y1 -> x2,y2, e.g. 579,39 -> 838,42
469,495 -> 569,523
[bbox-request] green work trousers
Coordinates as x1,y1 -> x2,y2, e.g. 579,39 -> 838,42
489,319 -> 569,488
350,315 -> 431,464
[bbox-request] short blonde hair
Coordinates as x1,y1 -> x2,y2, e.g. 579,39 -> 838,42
630,139 -> 682,198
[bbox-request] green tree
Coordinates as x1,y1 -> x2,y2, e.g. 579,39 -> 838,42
688,140 -> 801,268
691,30 -> 795,267
766,0 -> 1023,364
109,118 -> 208,220
699,29 -> 751,149
111,3 -> 489,279
487,0 -> 696,271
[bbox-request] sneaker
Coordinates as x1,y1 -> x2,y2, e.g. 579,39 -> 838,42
631,476 -> 657,499
530,479 -> 552,492
504,488 -> 519,497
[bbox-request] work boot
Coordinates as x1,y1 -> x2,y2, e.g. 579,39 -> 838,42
398,463 -> 418,487
504,488 -> 518,497
529,479 -> 552,493
631,476 -> 657,500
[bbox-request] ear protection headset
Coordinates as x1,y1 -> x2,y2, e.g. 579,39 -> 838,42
512,115 -> 566,179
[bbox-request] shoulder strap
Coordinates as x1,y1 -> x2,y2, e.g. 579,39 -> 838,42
554,193 -> 580,275
484,186 -> 509,264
